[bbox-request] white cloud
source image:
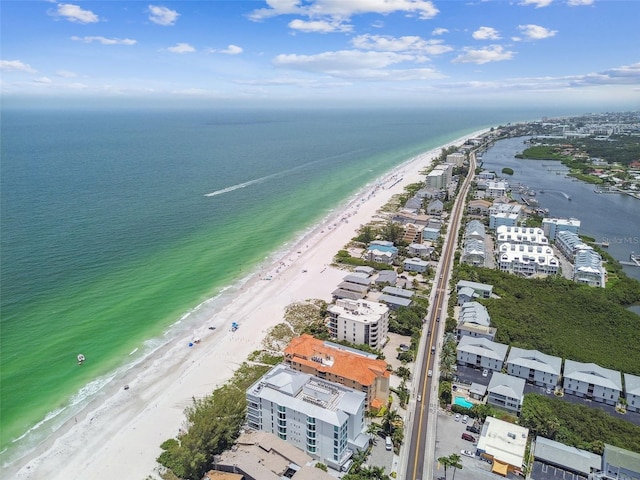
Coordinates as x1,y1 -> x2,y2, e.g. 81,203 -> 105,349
71,36 -> 137,46
250,0 -> 439,22
452,45 -> 515,64
272,49 -> 443,80
567,0 -> 594,5
34,76 -> 53,84
472,26 -> 501,40
518,24 -> 557,40
56,70 -> 78,78
351,34 -> 452,55
570,63 -> 640,86
219,45 -> 243,55
0,60 -> 37,73
520,0 -> 553,7
167,43 -> 196,54
432,27 -> 449,36
148,5 -> 180,26
50,3 -> 99,23
288,19 -> 353,33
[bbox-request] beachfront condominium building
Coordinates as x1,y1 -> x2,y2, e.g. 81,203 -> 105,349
446,152 -> 465,167
425,169 -> 446,190
495,226 -> 549,248
284,335 -> 390,411
246,364 -> 370,472
327,299 -> 389,349
506,347 -> 562,389
543,217 -> 581,241
563,360 -> 622,406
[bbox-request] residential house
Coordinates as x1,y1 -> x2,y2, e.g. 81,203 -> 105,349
284,334 -> 390,411
421,227 -> 440,241
467,199 -> 492,216
461,238 -> 486,266
246,364 -> 369,471
378,286 -> 414,310
506,347 -> 562,389
573,248 -> 606,287
366,241 -> 398,265
562,360 -> 622,405
403,257 -> 428,273
408,243 -> 432,258
466,220 -> 486,241
426,199 -> 444,215
456,280 -> 493,299
375,270 -> 397,286
487,372 -> 526,414
456,336 -> 509,372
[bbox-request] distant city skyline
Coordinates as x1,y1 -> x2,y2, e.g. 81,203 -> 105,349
1,0 -> 639,108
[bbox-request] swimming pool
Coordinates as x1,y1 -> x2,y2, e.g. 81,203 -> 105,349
454,396 -> 473,409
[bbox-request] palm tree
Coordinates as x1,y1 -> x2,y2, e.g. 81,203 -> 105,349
437,455 -> 452,480
382,407 -> 401,436
449,453 -> 463,480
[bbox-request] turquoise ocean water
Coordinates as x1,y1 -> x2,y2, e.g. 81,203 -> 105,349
0,106 -> 558,462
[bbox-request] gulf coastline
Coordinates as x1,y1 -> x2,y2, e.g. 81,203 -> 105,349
0,106 -> 568,464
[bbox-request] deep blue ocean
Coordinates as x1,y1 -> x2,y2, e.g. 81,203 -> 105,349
0,106 -> 574,462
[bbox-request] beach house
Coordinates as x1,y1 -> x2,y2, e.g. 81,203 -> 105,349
456,336 -> 509,373
366,241 -> 398,265
562,360 -> 622,405
487,372 -> 526,415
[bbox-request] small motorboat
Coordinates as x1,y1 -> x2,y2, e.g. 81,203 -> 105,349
77,353 -> 85,364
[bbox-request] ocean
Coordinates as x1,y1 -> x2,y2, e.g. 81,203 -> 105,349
0,106 -> 571,463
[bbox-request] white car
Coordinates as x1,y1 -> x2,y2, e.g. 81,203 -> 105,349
462,415 -> 469,424
482,369 -> 488,377
454,413 -> 461,422
428,369 -> 433,377
417,394 -> 422,402
461,449 -> 475,458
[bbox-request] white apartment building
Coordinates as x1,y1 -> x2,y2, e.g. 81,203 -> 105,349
425,169 -> 446,189
456,336 -> 509,372
555,230 -> 591,259
433,163 -> 453,185
563,360 -> 622,406
246,364 -> 369,471
543,217 -> 581,241
574,249 -> 606,287
446,152 -> 465,167
489,203 -> 522,230
498,243 -> 560,277
327,299 -> 389,349
495,226 -> 549,247
486,181 -> 509,198
506,347 -> 562,389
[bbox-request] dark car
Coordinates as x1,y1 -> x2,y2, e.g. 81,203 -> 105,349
461,433 -> 476,442
466,425 -> 481,434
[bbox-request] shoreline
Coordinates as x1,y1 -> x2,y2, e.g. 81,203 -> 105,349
4,128 -> 489,480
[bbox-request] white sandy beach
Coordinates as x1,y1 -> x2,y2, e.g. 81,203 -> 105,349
8,130 -> 487,480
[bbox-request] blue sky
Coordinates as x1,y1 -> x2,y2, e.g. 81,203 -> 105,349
1,0 -> 639,108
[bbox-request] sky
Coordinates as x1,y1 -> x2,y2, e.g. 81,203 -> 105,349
1,0 -> 639,108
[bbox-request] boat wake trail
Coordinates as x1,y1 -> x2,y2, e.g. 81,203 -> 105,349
204,148 -> 366,198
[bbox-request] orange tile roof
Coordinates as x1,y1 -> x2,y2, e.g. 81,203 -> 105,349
284,334 -> 390,387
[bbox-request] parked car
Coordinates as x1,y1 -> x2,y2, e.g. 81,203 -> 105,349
454,413 -> 461,422
461,432 -> 476,442
417,394 -> 421,402
461,449 -> 475,458
466,425 -> 481,434
462,414 -> 469,424
482,369 -> 488,377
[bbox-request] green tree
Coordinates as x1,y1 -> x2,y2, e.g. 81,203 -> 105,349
379,221 -> 403,244
437,455 -> 452,480
395,366 -> 411,381
449,453 -> 463,480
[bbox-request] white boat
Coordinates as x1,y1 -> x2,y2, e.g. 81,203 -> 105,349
77,354 -> 85,364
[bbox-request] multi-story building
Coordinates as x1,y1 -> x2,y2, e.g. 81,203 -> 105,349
573,249 -> 606,287
623,373 -> 640,413
489,203 -> 522,230
366,241 -> 398,265
602,444 -> 640,480
446,152 -> 465,167
563,360 -> 622,406
327,299 -> 389,349
284,335 -> 390,411
486,181 -> 509,198
403,257 -> 429,273
555,230 -> 590,259
543,217 -> 581,241
497,243 -> 560,277
495,226 -> 549,247
459,302 -> 491,327
425,169 -> 446,189
476,417 -> 529,476
456,336 -> 509,372
506,347 -> 562,389
487,372 -> 526,415
461,238 -> 486,266
246,364 -> 370,471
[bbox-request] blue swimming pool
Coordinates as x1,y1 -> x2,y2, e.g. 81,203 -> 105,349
454,396 -> 473,409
